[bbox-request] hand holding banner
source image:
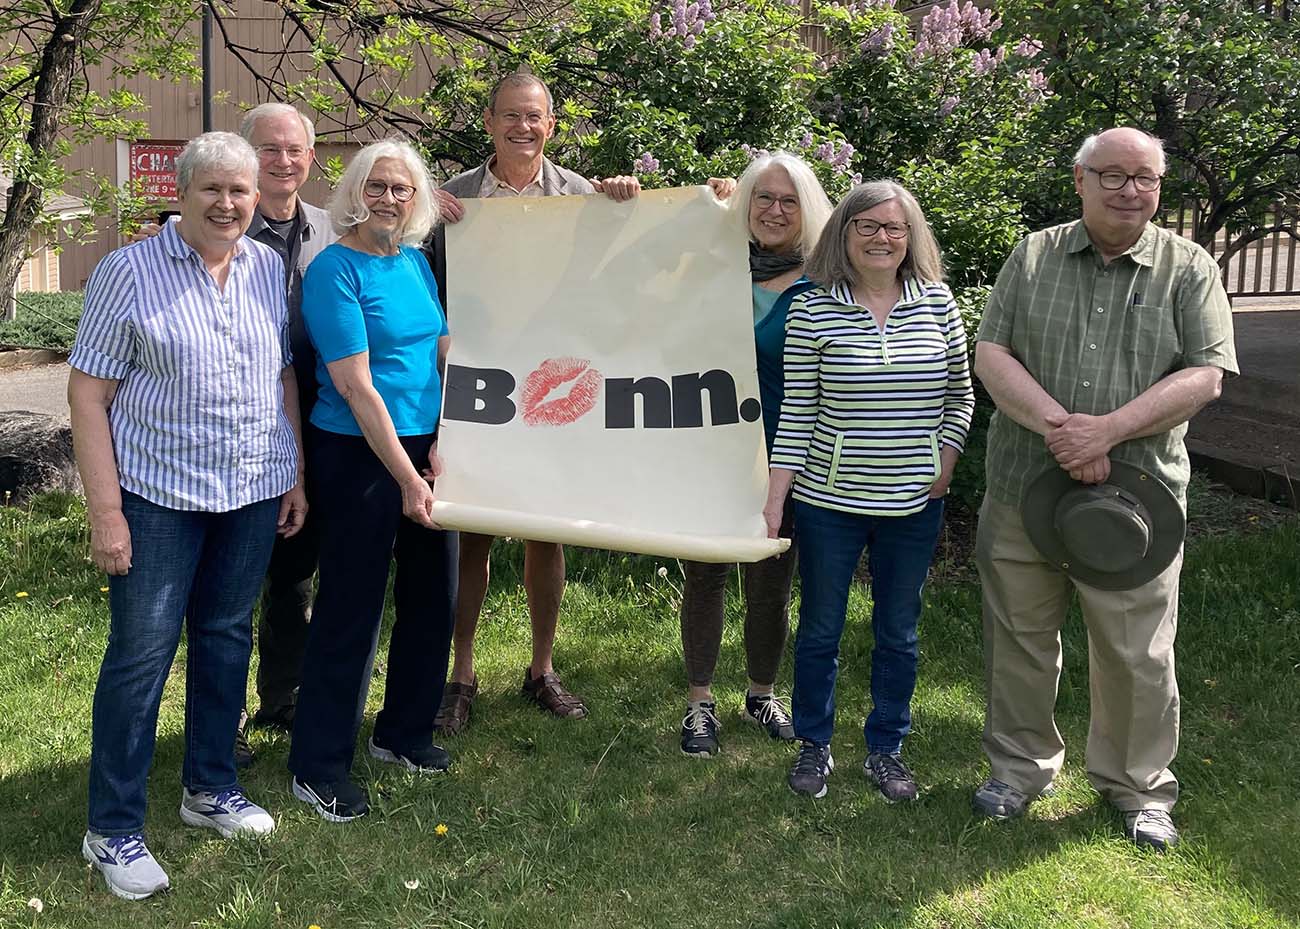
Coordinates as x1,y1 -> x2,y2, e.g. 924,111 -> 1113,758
433,186 -> 788,563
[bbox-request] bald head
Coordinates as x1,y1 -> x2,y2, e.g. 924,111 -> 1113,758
1075,128 -> 1166,176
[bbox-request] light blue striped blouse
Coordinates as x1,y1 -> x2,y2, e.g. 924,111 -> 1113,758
69,221 -> 298,512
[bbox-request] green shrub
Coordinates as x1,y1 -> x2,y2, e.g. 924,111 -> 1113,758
0,292 -> 84,351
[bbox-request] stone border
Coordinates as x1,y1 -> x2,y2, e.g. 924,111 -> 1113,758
0,346 -> 70,369
1188,438 -> 1299,509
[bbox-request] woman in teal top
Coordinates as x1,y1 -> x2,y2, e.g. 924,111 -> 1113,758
289,140 -> 456,823
678,153 -> 833,758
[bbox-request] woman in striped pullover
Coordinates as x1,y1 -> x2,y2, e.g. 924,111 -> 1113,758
764,181 -> 975,801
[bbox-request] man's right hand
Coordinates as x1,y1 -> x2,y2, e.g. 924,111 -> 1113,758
1068,454 -> 1112,485
435,189 -> 465,224
91,510 -> 133,575
127,222 -> 162,244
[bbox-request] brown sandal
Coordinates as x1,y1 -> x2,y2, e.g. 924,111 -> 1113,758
522,669 -> 588,719
434,677 -> 477,735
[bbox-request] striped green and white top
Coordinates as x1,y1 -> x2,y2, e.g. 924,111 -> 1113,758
770,278 -> 975,516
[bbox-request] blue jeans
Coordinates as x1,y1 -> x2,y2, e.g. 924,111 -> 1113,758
87,491 -> 280,836
791,498 -> 944,752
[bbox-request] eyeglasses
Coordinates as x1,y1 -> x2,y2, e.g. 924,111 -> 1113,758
255,145 -> 309,162
1082,165 -> 1162,192
497,111 -> 548,127
363,180 -> 416,202
850,219 -> 909,239
753,192 -> 800,214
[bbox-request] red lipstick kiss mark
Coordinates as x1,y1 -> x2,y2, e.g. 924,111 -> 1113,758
520,357 -> 603,426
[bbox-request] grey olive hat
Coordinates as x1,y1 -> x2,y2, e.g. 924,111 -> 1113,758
1021,461 -> 1185,591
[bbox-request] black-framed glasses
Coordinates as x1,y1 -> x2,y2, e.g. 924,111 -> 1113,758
363,180 -> 416,202
1082,165 -> 1162,192
753,192 -> 800,214
850,218 -> 909,239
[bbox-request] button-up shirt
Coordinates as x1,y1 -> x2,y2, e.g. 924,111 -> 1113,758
977,220 -> 1238,506
69,221 -> 298,512
477,157 -> 545,198
770,277 -> 975,516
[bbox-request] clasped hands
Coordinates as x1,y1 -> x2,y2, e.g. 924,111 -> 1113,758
1044,411 -> 1118,484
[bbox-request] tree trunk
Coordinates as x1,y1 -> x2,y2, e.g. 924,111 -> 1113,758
0,0 -> 105,322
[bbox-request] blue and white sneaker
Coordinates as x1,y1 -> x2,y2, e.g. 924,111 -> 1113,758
180,787 -> 276,838
82,831 -> 170,901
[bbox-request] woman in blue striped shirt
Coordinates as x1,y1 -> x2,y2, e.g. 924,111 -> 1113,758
764,181 -> 975,801
69,132 -> 307,900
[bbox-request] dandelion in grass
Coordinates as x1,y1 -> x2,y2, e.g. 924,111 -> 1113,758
404,879 -> 420,890
100,586 -> 109,592
28,897 -> 44,914
657,565 -> 668,578
16,591 -> 29,598
435,823 -> 449,836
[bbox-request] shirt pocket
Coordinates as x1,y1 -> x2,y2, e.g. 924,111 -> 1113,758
828,429 -> 941,490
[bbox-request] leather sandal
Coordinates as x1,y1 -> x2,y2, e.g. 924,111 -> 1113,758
433,677 -> 477,736
522,669 -> 588,719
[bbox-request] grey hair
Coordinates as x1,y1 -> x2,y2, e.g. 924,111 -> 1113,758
732,151 -> 834,258
1074,128 -> 1166,174
805,180 -> 945,288
240,102 -> 316,150
488,71 -> 554,114
328,139 -> 439,246
175,131 -> 259,195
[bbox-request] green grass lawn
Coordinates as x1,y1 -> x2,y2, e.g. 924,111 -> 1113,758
1,487 -> 1297,928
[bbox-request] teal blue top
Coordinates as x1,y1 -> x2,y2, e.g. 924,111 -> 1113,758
302,244 -> 449,437
752,283 -> 781,325
754,277 -> 817,453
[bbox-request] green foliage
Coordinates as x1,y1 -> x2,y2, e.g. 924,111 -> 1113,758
0,292 -> 83,349
999,0 -> 1300,254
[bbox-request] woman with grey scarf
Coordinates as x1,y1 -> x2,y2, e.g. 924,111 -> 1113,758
678,153 -> 833,758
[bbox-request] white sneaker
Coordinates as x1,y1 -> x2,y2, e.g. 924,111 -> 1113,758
180,787 -> 276,838
82,831 -> 170,901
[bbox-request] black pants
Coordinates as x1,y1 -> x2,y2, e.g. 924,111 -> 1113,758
288,427 -> 458,783
256,386 -> 320,712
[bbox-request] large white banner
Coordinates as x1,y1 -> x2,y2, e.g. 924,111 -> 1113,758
431,186 -> 788,563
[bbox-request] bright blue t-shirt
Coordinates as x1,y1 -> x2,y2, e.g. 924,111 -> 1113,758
301,243 -> 449,437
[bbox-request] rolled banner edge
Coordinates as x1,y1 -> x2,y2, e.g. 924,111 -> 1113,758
430,501 -> 789,563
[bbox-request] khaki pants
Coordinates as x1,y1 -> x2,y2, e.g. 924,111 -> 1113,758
976,495 -> 1181,811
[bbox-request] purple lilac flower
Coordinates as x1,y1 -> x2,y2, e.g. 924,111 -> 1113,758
938,94 -> 960,117
649,12 -> 662,36
860,23 -> 896,55
633,152 -> 661,174
800,131 -> 814,147
1013,37 -> 1042,59
971,47 -> 997,76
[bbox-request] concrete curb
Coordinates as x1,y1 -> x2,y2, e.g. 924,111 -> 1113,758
1188,439 -> 1299,509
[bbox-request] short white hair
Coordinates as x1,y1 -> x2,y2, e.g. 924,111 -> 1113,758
732,152 -> 834,257
240,102 -> 316,149
1074,128 -> 1166,174
328,140 -> 439,246
175,131 -> 258,194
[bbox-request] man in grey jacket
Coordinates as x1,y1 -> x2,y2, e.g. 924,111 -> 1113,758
427,72 -> 639,734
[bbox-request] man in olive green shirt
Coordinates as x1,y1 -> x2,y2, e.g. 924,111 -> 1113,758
971,127 -> 1238,851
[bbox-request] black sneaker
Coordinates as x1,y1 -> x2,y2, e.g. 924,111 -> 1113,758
680,701 -> 720,757
291,776 -> 369,823
788,740 -> 834,798
368,737 -> 451,774
744,692 -> 795,741
234,709 -> 254,769
865,752 -> 918,802
251,703 -> 296,732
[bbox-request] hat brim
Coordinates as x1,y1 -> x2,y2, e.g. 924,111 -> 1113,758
1021,461 -> 1185,591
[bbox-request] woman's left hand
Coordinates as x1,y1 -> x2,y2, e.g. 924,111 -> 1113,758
929,445 -> 960,499
278,482 -> 309,537
707,177 -> 737,201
